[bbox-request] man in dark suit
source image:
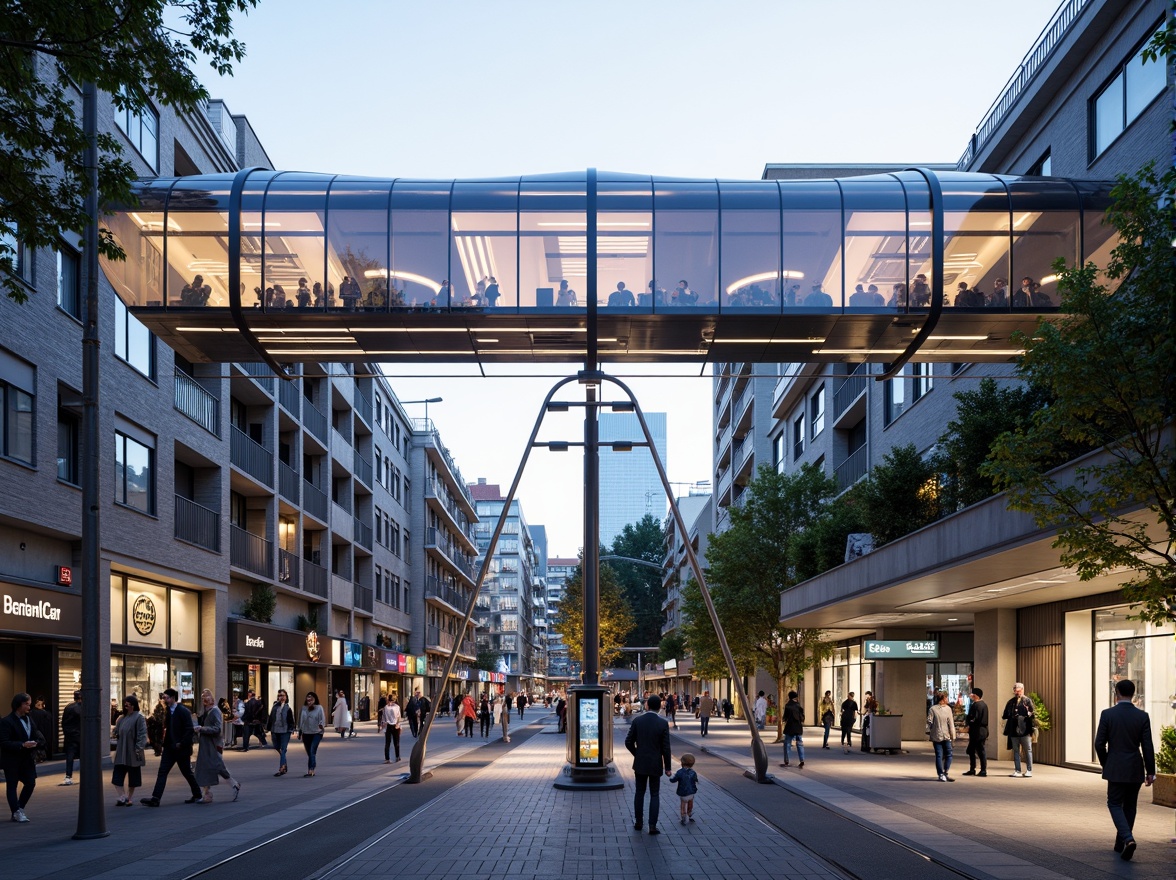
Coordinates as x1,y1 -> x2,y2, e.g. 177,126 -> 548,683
1094,678 -> 1156,861
0,692 -> 46,823
242,690 -> 266,751
625,693 -> 672,835
141,688 -> 202,807
963,687 -> 989,776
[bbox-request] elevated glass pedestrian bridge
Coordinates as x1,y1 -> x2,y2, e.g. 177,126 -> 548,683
104,169 -> 1119,370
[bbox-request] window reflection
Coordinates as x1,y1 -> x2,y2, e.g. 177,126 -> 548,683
940,176 -> 1010,309
391,181 -> 449,309
842,178 -> 908,310
450,181 -> 518,310
720,182 -> 780,312
519,181 -> 586,308
598,180 -> 653,311
780,183 -> 841,308
654,181 -> 717,310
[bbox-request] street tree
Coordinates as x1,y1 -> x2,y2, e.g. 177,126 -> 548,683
684,464 -> 834,739
985,166 -> 1176,625
1,1 -> 260,303
609,514 -> 666,652
554,555 -> 635,671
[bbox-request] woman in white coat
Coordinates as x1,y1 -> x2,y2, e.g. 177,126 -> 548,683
331,690 -> 351,739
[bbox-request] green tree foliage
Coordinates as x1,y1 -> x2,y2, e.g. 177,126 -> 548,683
934,378 -> 1053,511
855,444 -> 941,545
554,556 -> 635,670
984,166 -> 1176,625
683,464 -> 834,739
608,514 -> 666,651
790,488 -> 867,581
241,584 -> 275,623
0,1 -> 259,303
656,630 -> 686,665
475,648 -> 502,673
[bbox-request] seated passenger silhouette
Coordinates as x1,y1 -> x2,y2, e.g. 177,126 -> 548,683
608,282 -> 635,307
803,282 -> 832,307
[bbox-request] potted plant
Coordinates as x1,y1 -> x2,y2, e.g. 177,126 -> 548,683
1153,725 -> 1176,808
1028,691 -> 1051,743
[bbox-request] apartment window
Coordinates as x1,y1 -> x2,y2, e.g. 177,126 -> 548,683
57,393 -> 80,484
772,433 -> 785,472
114,297 -> 155,378
1,383 -> 34,466
912,363 -> 934,402
792,414 -> 804,461
884,368 -> 907,426
0,225 -> 34,287
114,87 -> 159,171
1091,26 -> 1167,159
57,244 -> 81,317
809,384 -> 825,439
375,447 -> 383,484
1026,150 -> 1052,176
114,430 -> 155,514
390,520 -> 401,557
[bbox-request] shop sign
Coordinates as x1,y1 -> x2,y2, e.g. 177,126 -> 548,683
1,583 -> 80,639
457,668 -> 469,680
131,593 -> 158,636
398,654 -> 408,673
230,620 -> 326,664
306,630 -> 321,662
415,656 -> 426,675
864,639 -> 939,659
663,658 -> 677,672
56,566 -> 73,586
365,645 -> 379,668
381,651 -> 400,672
342,639 -> 362,668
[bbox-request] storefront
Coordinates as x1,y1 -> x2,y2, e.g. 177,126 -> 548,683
0,580 -> 82,750
228,619 -> 329,709
110,574 -> 201,712
818,638 -> 875,712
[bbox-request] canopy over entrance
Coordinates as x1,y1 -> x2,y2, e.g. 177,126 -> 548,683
105,168 -> 1119,370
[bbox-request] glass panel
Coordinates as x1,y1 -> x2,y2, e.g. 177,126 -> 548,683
239,173 -> 273,309
327,179 -> 392,312
1076,181 -> 1120,293
262,174 -> 328,313
841,177 -> 908,310
100,180 -> 172,307
172,658 -> 198,709
125,579 -> 169,648
449,181 -> 518,310
719,181 -> 780,312
519,180 -> 587,309
1124,40 -> 1166,121
391,181 -> 450,309
110,575 -> 124,645
1094,73 -> 1124,156
122,655 -> 170,718
170,587 -> 200,653
165,176 -> 233,308
939,173 -> 1011,308
654,180 -> 718,310
780,181 -> 841,309
1094,604 -> 1175,639
1009,180 -> 1080,308
598,179 -> 653,311
898,175 -> 933,310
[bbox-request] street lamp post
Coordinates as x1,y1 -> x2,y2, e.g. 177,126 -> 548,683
400,396 -> 442,425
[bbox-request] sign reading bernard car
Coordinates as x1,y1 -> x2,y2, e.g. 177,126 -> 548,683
1,583 -> 81,639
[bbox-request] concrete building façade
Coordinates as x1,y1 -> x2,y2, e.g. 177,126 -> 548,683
765,0 -> 1173,765
0,73 -> 481,747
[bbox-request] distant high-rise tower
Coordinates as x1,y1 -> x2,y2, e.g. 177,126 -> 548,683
598,412 -> 668,547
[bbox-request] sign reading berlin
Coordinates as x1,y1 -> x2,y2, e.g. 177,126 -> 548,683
864,639 -> 939,659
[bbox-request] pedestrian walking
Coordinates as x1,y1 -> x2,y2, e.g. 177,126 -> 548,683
378,695 -> 402,763
59,689 -> 82,786
461,693 -> 477,737
722,697 -> 733,722
231,691 -> 246,748
267,689 -> 295,776
297,691 -> 326,777
516,692 -> 526,719
241,690 -> 267,750
1095,678 -> 1156,861
927,691 -> 956,782
500,693 -> 511,743
780,691 -> 805,768
1,692 -> 46,822
1001,682 -> 1036,777
819,690 -> 835,749
669,753 -> 699,825
331,690 -> 351,739
698,690 -> 714,737
140,687 -> 202,807
753,691 -> 767,731
110,694 -> 147,806
149,693 -> 167,755
839,692 -> 858,753
193,689 -> 241,803
406,690 -> 422,737
626,695 -> 672,834
479,694 -> 491,738
963,687 -> 989,776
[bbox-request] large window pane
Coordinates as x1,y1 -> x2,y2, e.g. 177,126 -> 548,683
719,182 -> 780,312
598,178 -> 653,311
116,431 -> 154,514
165,176 -> 233,307
1094,73 -> 1125,156
115,297 -> 154,378
4,385 -> 33,464
328,180 -> 392,311
841,178 -> 908,310
938,173 -> 1011,308
262,174 -> 327,312
780,182 -> 841,308
1125,38 -> 1166,119
1009,180 -> 1079,307
654,181 -> 717,310
391,181 -> 450,309
449,181 -> 518,310
519,181 -> 586,309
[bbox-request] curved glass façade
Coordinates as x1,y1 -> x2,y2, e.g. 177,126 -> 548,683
104,169 -> 1118,317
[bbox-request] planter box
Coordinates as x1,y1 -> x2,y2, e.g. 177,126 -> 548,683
1152,773 -> 1176,808
868,714 -> 903,751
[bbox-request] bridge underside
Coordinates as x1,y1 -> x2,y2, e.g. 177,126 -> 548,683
141,308 -> 1042,366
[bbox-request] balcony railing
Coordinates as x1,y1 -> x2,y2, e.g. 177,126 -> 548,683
230,525 -> 272,578
230,425 -> 273,487
354,389 -> 372,426
174,495 -> 219,552
354,582 -> 374,614
303,559 -> 328,597
354,516 -> 372,550
426,477 -> 476,541
303,399 -> 327,443
354,453 -> 373,488
278,378 -> 301,417
425,527 -> 475,579
835,444 -> 869,493
303,480 -> 328,522
833,362 -> 869,419
174,369 -> 220,436
239,361 -> 274,393
278,461 -> 300,504
425,575 -> 468,612
278,548 -> 300,589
